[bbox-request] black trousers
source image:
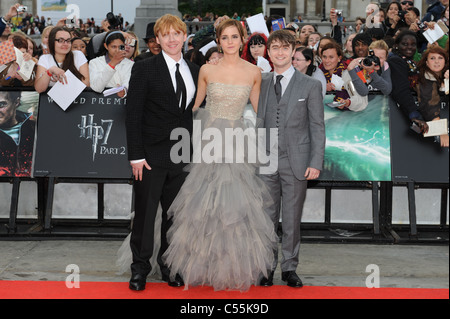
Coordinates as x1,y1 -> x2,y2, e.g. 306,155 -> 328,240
130,164 -> 187,276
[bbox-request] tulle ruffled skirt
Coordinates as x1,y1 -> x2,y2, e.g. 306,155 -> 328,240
117,108 -> 278,292
162,109 -> 277,292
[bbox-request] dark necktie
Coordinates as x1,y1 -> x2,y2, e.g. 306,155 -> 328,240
175,63 -> 187,110
274,75 -> 283,103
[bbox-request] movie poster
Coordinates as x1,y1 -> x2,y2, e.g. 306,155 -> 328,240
32,90 -> 132,179
0,90 -> 39,177
319,94 -> 392,181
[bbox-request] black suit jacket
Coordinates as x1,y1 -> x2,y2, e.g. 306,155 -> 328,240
126,52 -> 199,169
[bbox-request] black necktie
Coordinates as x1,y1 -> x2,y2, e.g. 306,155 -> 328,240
175,63 -> 187,111
274,75 -> 283,103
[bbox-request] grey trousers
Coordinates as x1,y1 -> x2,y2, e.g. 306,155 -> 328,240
259,155 -> 307,272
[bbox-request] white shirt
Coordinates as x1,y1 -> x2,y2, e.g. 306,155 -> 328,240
273,65 -> 295,96
162,50 -> 195,109
37,51 -> 87,87
88,55 -> 134,93
131,51 -> 196,164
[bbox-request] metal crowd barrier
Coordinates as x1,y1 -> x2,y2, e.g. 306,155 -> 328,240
0,87 -> 448,244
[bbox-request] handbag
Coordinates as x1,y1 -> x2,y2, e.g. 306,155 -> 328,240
0,40 -> 16,65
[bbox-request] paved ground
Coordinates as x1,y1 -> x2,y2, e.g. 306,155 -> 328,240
0,240 -> 448,289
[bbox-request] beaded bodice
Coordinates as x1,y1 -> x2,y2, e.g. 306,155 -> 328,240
205,83 -> 252,120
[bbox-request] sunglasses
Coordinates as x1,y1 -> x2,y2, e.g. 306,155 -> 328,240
401,1 -> 413,5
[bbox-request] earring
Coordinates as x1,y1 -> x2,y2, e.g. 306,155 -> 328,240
218,46 -> 222,53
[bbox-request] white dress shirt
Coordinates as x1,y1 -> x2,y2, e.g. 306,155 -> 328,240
273,65 -> 295,97
162,50 -> 195,109
131,51 -> 195,164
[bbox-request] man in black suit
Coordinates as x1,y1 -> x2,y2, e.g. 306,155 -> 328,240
125,14 -> 199,291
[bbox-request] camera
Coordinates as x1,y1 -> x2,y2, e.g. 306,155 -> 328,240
398,10 -> 407,22
18,6 -> 27,12
119,45 -> 126,51
66,17 -> 78,28
106,12 -> 122,30
363,50 -> 381,67
335,9 -> 342,17
417,21 -> 427,31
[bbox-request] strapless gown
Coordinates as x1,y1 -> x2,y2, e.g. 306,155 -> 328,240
161,83 -> 277,292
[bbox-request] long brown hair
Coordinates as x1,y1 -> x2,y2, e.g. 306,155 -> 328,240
417,44 -> 449,86
215,19 -> 245,47
48,26 -> 85,81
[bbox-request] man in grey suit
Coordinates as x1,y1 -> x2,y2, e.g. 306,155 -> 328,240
257,30 -> 325,288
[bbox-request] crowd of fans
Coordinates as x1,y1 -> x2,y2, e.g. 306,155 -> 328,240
1,0 -> 449,148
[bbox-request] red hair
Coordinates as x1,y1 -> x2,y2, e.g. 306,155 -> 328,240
241,32 -> 273,70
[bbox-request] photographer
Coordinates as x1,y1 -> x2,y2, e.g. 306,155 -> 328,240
1,3 -> 21,37
385,1 -> 408,37
88,30 -> 133,97
346,40 -> 392,96
86,12 -> 122,60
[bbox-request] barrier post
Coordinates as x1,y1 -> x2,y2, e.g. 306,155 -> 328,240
44,177 -> 55,231
7,178 -> 20,233
407,182 -> 418,238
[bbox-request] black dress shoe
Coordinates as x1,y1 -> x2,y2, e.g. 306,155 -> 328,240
129,273 -> 147,291
281,271 -> 303,288
259,271 -> 274,287
162,273 -> 185,287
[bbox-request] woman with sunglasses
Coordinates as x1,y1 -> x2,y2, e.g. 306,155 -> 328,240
34,26 -> 89,93
88,30 -> 134,98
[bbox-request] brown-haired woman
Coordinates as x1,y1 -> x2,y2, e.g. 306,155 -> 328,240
34,26 -> 89,93
416,45 -> 449,147
162,18 -> 277,292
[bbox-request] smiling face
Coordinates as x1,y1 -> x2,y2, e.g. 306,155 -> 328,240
267,39 -> 295,73
321,48 -> 341,72
146,37 -> 161,55
387,3 -> 400,20
156,26 -> 186,61
397,34 -> 417,58
354,40 -> 369,58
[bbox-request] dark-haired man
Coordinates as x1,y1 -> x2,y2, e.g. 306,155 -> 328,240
257,30 -> 325,288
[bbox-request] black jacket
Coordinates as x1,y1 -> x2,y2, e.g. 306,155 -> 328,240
125,52 -> 199,169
